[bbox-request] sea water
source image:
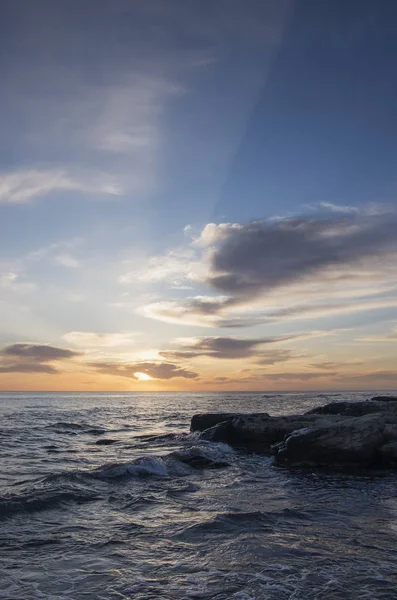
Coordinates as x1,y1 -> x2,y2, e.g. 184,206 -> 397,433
1,391 -> 397,599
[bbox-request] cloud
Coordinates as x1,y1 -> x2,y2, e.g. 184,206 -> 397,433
0,343 -> 81,374
263,372 -> 338,381
160,335 -> 298,360
55,254 -> 81,268
63,331 -> 138,348
358,325 -> 397,343
138,211 -> 397,328
87,77 -> 181,154
90,360 -> 198,380
3,343 -> 80,360
319,202 -> 360,214
205,214 -> 397,297
0,363 -> 58,374
119,249 -> 206,288
137,296 -> 232,327
0,169 -> 121,205
0,272 -> 36,294
140,293 -> 397,329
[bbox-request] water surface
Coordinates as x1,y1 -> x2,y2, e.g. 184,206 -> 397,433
1,391 -> 397,599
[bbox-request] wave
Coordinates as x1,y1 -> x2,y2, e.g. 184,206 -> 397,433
170,442 -> 234,469
0,486 -> 99,519
174,511 -> 274,540
41,442 -> 234,487
46,422 -> 107,435
91,456 -> 169,479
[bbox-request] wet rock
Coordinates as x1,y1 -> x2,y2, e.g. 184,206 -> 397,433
197,413 -> 331,451
379,442 -> 397,465
305,401 -> 384,417
191,413 -> 246,432
191,401 -> 397,468
170,446 -> 231,469
271,414 -> 387,467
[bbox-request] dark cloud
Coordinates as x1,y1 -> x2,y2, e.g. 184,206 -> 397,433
207,215 -> 397,298
90,360 -> 198,380
0,343 -> 82,375
0,363 -> 58,374
160,335 -> 298,361
3,343 -> 80,361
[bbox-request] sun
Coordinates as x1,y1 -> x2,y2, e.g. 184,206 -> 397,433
134,372 -> 153,381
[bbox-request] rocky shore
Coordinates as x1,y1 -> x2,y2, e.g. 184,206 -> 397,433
190,396 -> 397,468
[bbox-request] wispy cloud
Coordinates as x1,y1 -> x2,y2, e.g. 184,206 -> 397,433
54,254 -> 81,269
63,331 -> 138,348
119,248 -> 205,288
357,324 -> 397,343
0,271 -> 36,295
0,169 -> 122,205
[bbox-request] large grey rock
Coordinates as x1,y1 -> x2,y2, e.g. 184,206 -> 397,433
196,412 -> 344,451
190,401 -> 397,468
272,414 -> 387,467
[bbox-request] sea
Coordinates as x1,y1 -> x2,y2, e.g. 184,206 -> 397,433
1,391 -> 397,600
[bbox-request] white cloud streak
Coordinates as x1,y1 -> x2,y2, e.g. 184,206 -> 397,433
0,169 -> 122,205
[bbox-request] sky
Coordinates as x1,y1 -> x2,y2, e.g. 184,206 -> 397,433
1,0 -> 397,392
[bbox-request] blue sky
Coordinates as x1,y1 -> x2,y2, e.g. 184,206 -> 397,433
1,0 -> 397,391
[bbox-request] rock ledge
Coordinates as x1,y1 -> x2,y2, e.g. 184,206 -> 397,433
190,396 -> 397,468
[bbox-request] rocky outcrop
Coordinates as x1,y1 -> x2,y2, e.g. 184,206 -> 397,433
193,412 -> 321,450
371,395 -> 397,402
190,399 -> 397,469
271,414 -> 386,467
192,411 -> 355,451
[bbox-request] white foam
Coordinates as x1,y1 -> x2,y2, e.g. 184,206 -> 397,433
93,456 -> 169,479
177,441 -> 234,463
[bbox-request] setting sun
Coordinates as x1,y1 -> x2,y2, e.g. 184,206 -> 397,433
134,372 -> 153,381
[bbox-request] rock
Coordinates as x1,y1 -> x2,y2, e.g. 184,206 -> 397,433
170,446 -> 231,469
191,400 -> 397,469
371,396 -> 397,402
191,413 -> 247,432
305,401 -> 384,417
197,412 -> 335,451
95,438 -> 117,445
379,442 -> 397,465
199,421 -> 232,443
272,414 -> 386,467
